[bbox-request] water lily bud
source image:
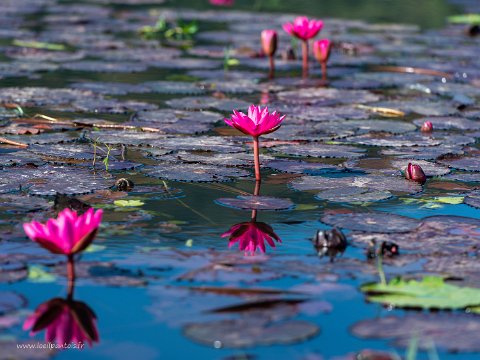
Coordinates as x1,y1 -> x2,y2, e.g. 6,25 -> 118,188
261,30 -> 278,57
405,163 -> 427,184
115,178 -> 134,192
313,39 -> 332,63
380,241 -> 399,257
420,120 -> 433,132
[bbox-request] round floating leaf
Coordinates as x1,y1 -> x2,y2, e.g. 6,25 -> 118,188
321,210 -> 421,233
438,157 -> 480,172
390,159 -> 450,177
166,96 -> 250,112
265,159 -> 339,174
142,163 -> 249,182
160,151 -> 272,167
0,194 -> 50,213
343,133 -> 441,147
184,319 -> 319,348
0,291 -> 26,315
188,69 -> 264,81
465,192 -> 480,209
362,276 -> 480,310
441,173 -> 480,182
277,104 -> 370,121
290,174 -> 422,195
413,116 -> 480,131
61,60 -> 148,73
143,81 -> 206,95
271,144 -> 365,159
215,196 -> 294,211
0,87 -> 97,106
315,187 -> 393,203
350,215 -> 480,255
276,88 -> 380,106
2,165 -> 111,196
352,314 -> 480,352
380,145 -> 464,160
71,81 -> 150,95
0,150 -> 46,167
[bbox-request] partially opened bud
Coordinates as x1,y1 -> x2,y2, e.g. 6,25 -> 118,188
420,121 -> 433,132
313,39 -> 332,63
261,29 -> 278,57
405,163 -> 427,184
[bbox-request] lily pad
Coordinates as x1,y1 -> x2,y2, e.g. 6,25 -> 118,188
315,187 -> 393,203
352,314 -> 480,352
465,191 -> 480,209
184,319 -> 319,348
438,156 -> 480,172
215,196 -> 295,211
276,88 -> 380,106
165,96 -> 250,112
0,291 -> 26,314
321,210 -> 421,233
271,144 -> 365,159
1,165 -> 111,195
142,163 -> 249,182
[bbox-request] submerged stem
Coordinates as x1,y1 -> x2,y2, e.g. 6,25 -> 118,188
253,137 -> 261,182
302,40 -> 309,78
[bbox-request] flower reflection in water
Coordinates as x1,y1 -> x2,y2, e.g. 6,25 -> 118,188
222,181 -> 282,256
23,261 -> 99,349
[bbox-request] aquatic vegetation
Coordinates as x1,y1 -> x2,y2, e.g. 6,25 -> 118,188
224,105 -> 285,181
140,17 -> 198,42
283,16 -> 323,77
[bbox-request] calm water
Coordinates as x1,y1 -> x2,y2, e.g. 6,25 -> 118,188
1,0 -> 480,359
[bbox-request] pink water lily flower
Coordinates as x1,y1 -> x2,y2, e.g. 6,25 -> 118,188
224,105 -> 285,138
23,208 -> 103,255
283,16 -> 324,41
283,16 -> 323,78
222,221 -> 281,256
225,105 -> 285,181
24,298 -> 99,347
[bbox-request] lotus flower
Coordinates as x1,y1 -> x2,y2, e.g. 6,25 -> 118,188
23,208 -> 103,255
283,16 -> 323,78
405,163 -> 427,184
224,105 -> 285,138
421,121 -> 433,132
283,16 -> 324,41
222,221 -> 281,255
209,0 -> 234,6
24,298 -> 99,347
